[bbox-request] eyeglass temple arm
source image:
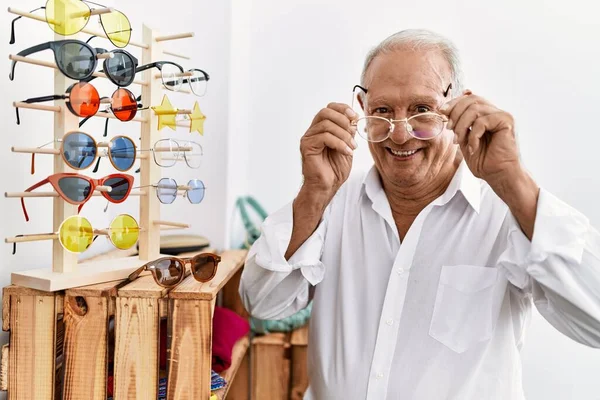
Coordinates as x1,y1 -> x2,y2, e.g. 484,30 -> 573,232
77,106 -> 110,137
9,41 -> 53,81
10,7 -> 45,45
16,94 -> 66,125
443,83 -> 452,98
135,62 -> 160,74
112,264 -> 146,291
181,70 -> 210,84
21,178 -> 50,222
129,265 -> 146,281
92,157 -> 102,173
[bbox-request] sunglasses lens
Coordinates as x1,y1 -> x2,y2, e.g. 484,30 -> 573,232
105,51 -> 135,86
62,132 -> 96,170
55,42 -> 95,80
99,10 -> 131,48
45,0 -> 89,35
161,63 -> 183,91
152,139 -> 178,168
103,177 -> 131,201
111,88 -> 137,121
192,254 -> 217,282
69,82 -> 100,117
186,179 -> 205,204
58,215 -> 94,253
110,137 -> 136,171
189,70 -> 208,97
153,258 -> 184,286
108,214 -> 139,250
156,178 -> 177,204
57,176 -> 92,203
182,141 -> 203,169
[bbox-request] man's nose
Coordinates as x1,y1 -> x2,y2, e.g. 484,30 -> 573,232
389,121 -> 413,144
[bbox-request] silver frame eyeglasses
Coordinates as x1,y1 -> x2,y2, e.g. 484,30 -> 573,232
350,85 -> 450,143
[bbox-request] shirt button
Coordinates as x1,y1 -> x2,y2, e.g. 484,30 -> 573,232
397,268 -> 405,275
376,372 -> 384,379
386,318 -> 393,326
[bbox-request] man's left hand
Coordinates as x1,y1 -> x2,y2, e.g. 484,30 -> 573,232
439,90 -> 521,186
440,90 -> 540,239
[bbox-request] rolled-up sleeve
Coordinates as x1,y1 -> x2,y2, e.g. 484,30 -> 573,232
239,201 -> 329,320
497,188 -> 600,347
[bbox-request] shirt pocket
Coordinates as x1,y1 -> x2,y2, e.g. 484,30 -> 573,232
429,264 -> 499,353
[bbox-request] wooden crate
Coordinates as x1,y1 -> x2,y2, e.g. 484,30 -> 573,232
251,325 -> 309,400
1,249 -> 250,400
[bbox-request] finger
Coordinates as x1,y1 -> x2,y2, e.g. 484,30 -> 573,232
438,89 -> 473,116
311,107 -> 357,134
447,95 -> 494,132
467,112 -> 505,155
307,120 -> 357,149
312,103 -> 356,126
453,103 -> 499,147
301,132 -> 354,156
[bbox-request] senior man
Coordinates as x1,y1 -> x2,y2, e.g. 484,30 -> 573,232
239,29 -> 600,399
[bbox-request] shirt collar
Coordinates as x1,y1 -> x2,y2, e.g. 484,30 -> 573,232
361,159 -> 481,214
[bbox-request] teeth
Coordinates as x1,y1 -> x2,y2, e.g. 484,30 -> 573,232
390,148 -> 418,157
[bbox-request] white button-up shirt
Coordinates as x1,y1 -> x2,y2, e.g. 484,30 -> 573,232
239,160 -> 600,400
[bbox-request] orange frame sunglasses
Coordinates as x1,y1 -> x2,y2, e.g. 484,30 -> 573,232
21,172 -> 134,221
15,82 -> 142,125
116,253 -> 222,288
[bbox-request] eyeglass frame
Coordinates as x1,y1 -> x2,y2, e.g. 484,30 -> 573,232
350,84 -> 452,143
116,252 -> 222,289
153,178 -> 206,205
10,1 -> 133,48
136,61 -> 210,96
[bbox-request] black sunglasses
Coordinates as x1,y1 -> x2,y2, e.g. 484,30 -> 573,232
10,39 -> 138,87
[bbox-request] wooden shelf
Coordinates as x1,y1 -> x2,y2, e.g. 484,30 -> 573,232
169,249 -> 247,300
11,256 -> 151,292
213,335 -> 250,399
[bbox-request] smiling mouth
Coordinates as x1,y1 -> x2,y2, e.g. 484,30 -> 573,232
386,147 -> 422,158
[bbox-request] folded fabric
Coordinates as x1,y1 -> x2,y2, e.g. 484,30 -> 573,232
211,306 -> 250,372
211,370 -> 227,391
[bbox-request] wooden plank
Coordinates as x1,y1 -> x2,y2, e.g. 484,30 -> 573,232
137,23 -> 163,262
62,295 -> 109,400
290,326 -> 309,400
11,256 -> 151,292
2,288 -> 10,331
251,333 -> 291,400
290,325 -> 309,346
51,27 -> 79,273
169,250 -> 247,300
167,298 -> 212,399
213,335 -> 250,400
225,349 -> 250,400
9,293 -> 56,400
221,268 -> 249,319
65,280 -> 122,297
1,344 -> 8,391
113,297 -> 160,400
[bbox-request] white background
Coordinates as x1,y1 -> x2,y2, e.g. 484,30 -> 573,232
2,0 -> 600,399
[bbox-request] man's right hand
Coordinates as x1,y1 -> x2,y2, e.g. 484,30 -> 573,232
300,102 -> 358,196
283,103 -> 358,260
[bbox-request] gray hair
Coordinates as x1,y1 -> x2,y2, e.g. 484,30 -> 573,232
360,29 -> 464,98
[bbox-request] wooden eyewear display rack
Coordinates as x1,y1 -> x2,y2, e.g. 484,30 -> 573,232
4,7 -> 198,292
2,7 -> 254,400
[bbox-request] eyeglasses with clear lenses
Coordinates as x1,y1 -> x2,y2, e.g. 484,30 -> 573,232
350,85 -> 449,143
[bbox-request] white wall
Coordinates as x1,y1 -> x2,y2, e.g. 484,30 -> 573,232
234,0 -> 600,399
0,1 -> 230,398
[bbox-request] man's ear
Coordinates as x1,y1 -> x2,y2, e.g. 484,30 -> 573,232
357,93 -> 365,111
